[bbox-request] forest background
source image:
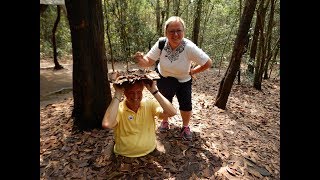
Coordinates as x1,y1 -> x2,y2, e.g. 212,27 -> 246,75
40,0 -> 280,73
40,0 -> 280,179
40,0 -> 280,123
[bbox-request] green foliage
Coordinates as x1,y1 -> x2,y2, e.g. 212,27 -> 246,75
40,0 -> 280,68
103,0 -> 157,62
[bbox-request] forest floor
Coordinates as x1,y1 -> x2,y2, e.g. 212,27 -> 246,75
40,56 -> 280,180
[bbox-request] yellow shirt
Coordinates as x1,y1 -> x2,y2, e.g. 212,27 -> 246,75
113,98 -> 163,157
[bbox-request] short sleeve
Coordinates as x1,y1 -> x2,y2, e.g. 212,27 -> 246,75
146,39 -> 162,62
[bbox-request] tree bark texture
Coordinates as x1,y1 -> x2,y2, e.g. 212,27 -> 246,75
165,0 -> 170,20
104,0 -> 115,71
173,0 -> 181,16
40,4 -> 48,15
263,0 -> 275,79
248,11 -> 260,74
52,5 -> 63,70
253,0 -> 270,90
192,0 -> 202,45
65,0 -> 112,130
215,0 -> 257,110
156,0 -> 162,37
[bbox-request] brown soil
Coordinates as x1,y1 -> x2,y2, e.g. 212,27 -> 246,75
40,57 -> 280,179
40,58 -> 73,108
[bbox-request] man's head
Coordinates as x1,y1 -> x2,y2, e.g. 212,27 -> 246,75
122,80 -> 145,105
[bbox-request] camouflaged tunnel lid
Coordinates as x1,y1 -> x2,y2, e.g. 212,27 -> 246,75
108,69 -> 160,85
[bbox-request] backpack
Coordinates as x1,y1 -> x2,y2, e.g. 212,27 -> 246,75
155,37 -> 166,71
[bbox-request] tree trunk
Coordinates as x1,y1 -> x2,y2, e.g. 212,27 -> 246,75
237,69 -> 241,84
215,0 -> 257,110
52,5 -> 63,70
165,0 -> 170,20
263,0 -> 276,79
173,0 -> 181,16
253,0 -> 270,90
104,0 -> 114,71
65,0 -> 112,130
237,0 -> 243,84
264,38 -> 279,79
156,0 -> 161,37
268,39 -> 280,78
40,4 -> 48,15
247,10 -> 260,74
192,0 -> 202,45
115,1 -> 130,61
199,3 -> 215,48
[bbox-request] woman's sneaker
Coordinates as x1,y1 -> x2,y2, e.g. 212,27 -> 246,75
180,126 -> 192,140
159,121 -> 169,132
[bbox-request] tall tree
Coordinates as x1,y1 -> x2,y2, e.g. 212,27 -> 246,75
236,0 -> 243,84
40,4 -> 48,15
215,0 -> 257,110
165,0 -> 170,19
247,10 -> 260,74
173,0 -> 181,16
192,0 -> 203,45
268,38 -> 280,78
156,0 -> 162,37
253,0 -> 270,90
40,2 -> 64,70
52,5 -> 64,70
104,0 -> 115,71
199,1 -> 215,48
263,0 -> 276,79
65,0 -> 112,130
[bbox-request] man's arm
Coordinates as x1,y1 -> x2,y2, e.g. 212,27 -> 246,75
102,85 -> 124,129
144,80 -> 177,117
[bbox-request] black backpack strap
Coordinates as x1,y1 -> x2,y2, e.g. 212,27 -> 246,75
155,37 -> 166,72
158,37 -> 166,52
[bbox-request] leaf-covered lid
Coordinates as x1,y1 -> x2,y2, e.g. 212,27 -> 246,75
108,69 -> 160,85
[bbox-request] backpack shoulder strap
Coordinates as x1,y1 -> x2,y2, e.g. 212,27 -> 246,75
155,37 -> 166,71
158,37 -> 166,51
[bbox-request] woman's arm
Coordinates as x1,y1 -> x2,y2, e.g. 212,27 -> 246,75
134,52 -> 156,68
190,58 -> 213,76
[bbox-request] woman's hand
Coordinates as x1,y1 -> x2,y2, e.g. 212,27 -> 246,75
133,52 -> 155,67
134,51 -> 146,67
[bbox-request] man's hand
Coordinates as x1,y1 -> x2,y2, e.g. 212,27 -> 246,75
113,84 -> 124,97
143,80 -> 157,93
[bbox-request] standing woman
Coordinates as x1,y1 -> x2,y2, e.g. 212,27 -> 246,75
134,16 -> 213,140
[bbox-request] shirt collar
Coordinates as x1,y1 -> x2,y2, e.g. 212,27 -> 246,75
123,98 -> 146,112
